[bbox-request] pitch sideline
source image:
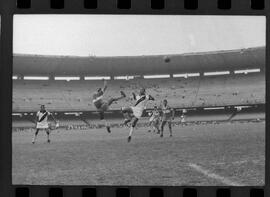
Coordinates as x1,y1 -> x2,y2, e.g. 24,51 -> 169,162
188,163 -> 244,186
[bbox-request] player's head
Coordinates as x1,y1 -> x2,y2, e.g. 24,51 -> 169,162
140,88 -> 146,95
163,99 -> 168,106
97,87 -> 102,93
40,105 -> 45,111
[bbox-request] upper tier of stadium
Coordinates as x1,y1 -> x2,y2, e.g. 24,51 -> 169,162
13,47 -> 264,76
13,73 -> 265,112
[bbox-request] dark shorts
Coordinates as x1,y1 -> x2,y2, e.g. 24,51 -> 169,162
162,118 -> 172,123
96,102 -> 109,112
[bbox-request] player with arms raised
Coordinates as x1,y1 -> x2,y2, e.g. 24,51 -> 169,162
160,99 -> 175,137
93,79 -> 126,133
32,105 -> 59,144
121,88 -> 155,142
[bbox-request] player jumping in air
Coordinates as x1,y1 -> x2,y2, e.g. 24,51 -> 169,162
121,88 -> 155,142
160,99 -> 175,137
32,105 -> 59,144
92,79 -> 126,133
148,105 -> 161,133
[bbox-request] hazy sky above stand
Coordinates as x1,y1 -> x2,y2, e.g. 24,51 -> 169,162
13,15 -> 265,57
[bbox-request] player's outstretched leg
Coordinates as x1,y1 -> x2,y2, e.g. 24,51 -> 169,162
124,119 -> 131,126
46,129 -> 51,143
127,117 -> 138,143
121,107 -> 133,126
160,121 -> 166,137
156,124 -> 161,134
168,122 -> 172,137
32,129 -> 39,144
148,121 -> 153,132
99,111 -> 111,133
152,121 -> 157,133
154,121 -> 160,133
121,106 -> 132,114
107,91 -> 126,106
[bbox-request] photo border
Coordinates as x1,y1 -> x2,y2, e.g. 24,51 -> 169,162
0,0 -> 269,196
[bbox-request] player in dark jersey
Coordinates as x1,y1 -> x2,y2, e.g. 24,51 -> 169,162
160,99 -> 175,137
121,88 -> 155,142
92,79 -> 126,133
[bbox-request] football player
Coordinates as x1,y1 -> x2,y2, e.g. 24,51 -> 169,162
121,88 -> 155,142
32,105 -> 59,144
92,79 -> 126,133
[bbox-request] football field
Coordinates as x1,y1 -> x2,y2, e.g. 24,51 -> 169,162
12,121 -> 265,186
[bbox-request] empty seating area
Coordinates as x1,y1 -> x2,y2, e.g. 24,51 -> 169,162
13,73 -> 265,112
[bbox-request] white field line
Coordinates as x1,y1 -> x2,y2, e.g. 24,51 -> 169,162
189,163 -> 244,186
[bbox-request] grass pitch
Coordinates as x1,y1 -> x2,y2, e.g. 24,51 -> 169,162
12,121 -> 265,186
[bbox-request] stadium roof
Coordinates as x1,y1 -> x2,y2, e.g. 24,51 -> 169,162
13,46 -> 265,76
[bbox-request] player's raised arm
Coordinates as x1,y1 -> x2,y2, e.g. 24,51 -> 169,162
102,79 -> 108,93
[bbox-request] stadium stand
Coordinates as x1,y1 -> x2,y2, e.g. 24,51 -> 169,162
13,72 -> 265,112
185,113 -> 232,122
13,47 -> 265,76
231,111 -> 265,121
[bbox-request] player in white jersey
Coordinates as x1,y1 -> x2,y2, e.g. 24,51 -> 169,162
148,105 -> 161,133
121,88 -> 155,142
32,105 -> 59,144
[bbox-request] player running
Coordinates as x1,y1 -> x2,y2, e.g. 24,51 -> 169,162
121,88 -> 155,142
32,105 -> 59,144
92,79 -> 126,133
148,105 -> 161,133
160,99 -> 175,137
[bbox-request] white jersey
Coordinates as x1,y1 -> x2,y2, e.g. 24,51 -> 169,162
131,94 -> 151,118
134,95 -> 150,109
36,110 -> 51,129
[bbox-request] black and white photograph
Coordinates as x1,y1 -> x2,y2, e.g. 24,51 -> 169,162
12,15 -> 265,186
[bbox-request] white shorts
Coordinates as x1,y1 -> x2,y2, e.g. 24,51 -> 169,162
131,106 -> 144,119
36,122 -> 49,129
